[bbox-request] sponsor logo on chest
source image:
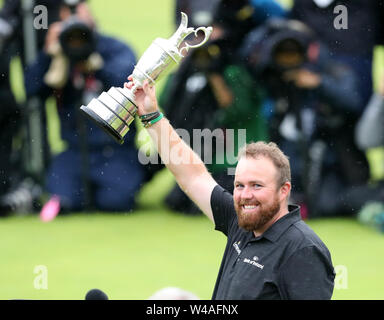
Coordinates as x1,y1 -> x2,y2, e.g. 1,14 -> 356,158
243,256 -> 264,270
233,241 -> 265,270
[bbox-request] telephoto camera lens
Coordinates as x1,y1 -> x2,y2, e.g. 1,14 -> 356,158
59,16 -> 95,62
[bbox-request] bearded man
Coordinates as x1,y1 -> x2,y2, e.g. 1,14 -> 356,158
125,77 -> 335,300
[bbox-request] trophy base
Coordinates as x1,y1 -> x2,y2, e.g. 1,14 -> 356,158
80,105 -> 125,145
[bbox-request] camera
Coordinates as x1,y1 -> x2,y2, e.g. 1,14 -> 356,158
240,19 -> 316,96
59,0 -> 95,62
190,38 -> 231,72
241,19 -> 313,74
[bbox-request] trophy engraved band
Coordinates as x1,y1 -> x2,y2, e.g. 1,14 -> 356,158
80,12 -> 213,144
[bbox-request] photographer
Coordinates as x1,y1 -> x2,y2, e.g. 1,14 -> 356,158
0,18 -> 21,215
241,19 -> 371,217
356,77 -> 384,151
25,0 -> 144,220
0,0 -> 61,63
0,0 -> 62,215
291,0 -> 384,109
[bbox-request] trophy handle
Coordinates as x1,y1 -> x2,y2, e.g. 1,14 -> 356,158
179,26 -> 213,57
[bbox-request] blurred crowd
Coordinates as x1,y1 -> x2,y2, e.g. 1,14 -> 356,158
1,0 -> 384,228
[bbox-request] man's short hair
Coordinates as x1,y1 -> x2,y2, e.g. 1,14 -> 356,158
237,141 -> 291,187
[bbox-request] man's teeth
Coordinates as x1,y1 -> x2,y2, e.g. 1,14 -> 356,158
243,205 -> 257,209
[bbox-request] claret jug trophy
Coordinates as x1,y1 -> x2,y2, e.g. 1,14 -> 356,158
80,12 -> 213,144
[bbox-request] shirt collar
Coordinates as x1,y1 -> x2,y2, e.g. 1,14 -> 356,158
251,205 -> 302,243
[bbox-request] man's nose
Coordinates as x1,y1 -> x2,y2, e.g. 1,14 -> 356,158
241,186 -> 253,200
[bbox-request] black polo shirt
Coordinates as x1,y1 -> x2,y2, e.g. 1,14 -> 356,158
210,185 -> 335,300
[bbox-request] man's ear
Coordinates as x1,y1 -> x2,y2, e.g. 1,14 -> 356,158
279,181 -> 291,202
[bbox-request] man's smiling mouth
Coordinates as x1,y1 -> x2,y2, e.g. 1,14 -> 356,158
241,204 -> 260,212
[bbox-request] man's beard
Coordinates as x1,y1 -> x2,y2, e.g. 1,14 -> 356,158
234,196 -> 281,232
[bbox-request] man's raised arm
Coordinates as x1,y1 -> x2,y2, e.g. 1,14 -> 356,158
125,77 -> 217,221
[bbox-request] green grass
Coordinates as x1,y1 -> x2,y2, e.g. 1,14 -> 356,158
306,218 -> 384,300
1,199 -> 384,300
2,161 -> 383,300
1,168 -> 384,301
0,208 -> 223,300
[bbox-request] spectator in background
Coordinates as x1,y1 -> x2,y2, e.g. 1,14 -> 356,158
24,0 -> 144,221
286,0 -> 384,220
0,0 -> 62,216
354,81 -> 384,232
240,18 -> 371,218
356,78 -> 384,151
174,0 -> 220,27
153,0 -> 284,214
0,0 -> 61,64
0,21 -> 22,216
175,0 -> 286,29
290,0 -> 384,108
354,77 -> 384,195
